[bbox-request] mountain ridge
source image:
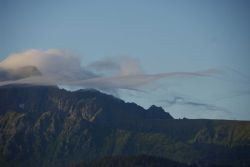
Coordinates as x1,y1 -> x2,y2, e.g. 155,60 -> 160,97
0,85 -> 249,167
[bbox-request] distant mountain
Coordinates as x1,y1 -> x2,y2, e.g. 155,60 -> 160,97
0,85 -> 249,167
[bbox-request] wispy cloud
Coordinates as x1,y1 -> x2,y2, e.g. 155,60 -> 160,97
88,56 -> 142,76
0,49 -> 216,92
163,96 -> 230,113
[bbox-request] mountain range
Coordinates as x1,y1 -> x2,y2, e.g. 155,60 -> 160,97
0,84 -> 249,167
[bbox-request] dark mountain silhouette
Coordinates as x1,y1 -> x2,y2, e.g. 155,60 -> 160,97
0,85 -> 249,167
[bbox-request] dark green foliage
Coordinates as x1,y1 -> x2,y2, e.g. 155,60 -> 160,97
71,155 -> 197,167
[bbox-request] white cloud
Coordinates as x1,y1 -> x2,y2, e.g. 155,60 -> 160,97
0,49 -> 96,82
0,49 -> 216,91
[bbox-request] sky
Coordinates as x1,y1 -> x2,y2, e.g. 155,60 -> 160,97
0,0 -> 250,120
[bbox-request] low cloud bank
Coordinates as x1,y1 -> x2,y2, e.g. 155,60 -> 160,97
0,49 -> 216,91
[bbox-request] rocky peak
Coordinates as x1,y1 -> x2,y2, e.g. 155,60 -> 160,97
147,105 -> 173,119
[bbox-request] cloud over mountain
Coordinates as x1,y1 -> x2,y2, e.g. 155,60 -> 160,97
0,49 -> 215,91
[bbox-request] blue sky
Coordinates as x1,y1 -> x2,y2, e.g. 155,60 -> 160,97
1,0 -> 250,120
